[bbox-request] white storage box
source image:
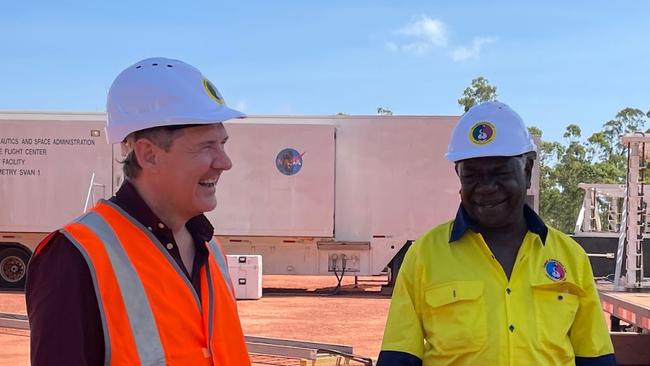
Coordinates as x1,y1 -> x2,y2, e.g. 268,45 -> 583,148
226,255 -> 263,300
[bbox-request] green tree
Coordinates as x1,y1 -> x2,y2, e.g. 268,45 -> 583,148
377,107 -> 393,116
457,77 -> 498,112
602,108 -> 646,154
547,126 -> 602,232
538,108 -> 649,233
528,126 -> 542,137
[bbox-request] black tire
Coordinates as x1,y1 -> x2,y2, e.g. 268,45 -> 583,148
0,248 -> 30,290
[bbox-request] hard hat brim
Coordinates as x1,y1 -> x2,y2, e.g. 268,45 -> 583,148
444,143 -> 537,162
106,106 -> 246,144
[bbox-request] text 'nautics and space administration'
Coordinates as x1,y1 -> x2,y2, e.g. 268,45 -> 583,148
0,137 -> 96,176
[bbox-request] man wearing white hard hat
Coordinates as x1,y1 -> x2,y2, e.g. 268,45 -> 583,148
377,101 -> 615,366
26,57 -> 251,365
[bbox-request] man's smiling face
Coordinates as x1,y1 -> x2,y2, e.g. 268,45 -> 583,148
456,155 -> 531,229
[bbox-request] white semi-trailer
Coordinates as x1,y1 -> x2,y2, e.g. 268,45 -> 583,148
0,111 -> 112,288
208,116 -> 463,278
0,112 -> 540,289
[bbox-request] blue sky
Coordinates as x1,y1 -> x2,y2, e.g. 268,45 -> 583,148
1,1 -> 649,143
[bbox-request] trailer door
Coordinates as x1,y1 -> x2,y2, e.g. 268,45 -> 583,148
209,123 -> 335,237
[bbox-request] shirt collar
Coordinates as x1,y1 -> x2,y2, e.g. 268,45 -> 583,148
448,204 -> 548,244
110,180 -> 215,244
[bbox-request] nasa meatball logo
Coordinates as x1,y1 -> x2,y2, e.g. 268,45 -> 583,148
469,122 -> 496,145
276,148 -> 304,176
544,259 -> 566,281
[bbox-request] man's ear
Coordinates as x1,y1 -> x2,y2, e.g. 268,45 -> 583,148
455,162 -> 463,194
524,156 -> 534,189
133,138 -> 159,172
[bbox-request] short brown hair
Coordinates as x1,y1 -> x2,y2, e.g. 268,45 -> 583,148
120,126 -> 187,179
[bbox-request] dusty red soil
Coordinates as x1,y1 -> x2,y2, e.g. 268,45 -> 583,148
0,276 -> 626,366
0,275 -> 390,366
240,282 -> 389,357
0,292 -> 30,366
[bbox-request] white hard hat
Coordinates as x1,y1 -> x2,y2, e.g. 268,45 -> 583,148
445,101 -> 536,162
106,57 -> 245,144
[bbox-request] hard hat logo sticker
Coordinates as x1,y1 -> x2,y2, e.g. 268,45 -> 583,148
469,122 -> 496,145
202,79 -> 225,105
276,148 -> 304,176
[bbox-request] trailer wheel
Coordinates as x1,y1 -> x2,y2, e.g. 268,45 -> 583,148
0,248 -> 30,289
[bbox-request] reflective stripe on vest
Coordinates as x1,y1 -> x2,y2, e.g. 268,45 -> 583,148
56,200 -> 250,366
64,212 -> 165,365
103,200 -> 203,309
207,239 -> 234,295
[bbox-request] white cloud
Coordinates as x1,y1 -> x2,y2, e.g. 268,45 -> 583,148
388,16 -> 448,55
397,15 -> 448,48
451,37 -> 496,62
387,16 -> 496,60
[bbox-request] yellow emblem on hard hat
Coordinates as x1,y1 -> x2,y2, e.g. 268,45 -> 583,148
469,121 -> 496,145
202,79 -> 225,105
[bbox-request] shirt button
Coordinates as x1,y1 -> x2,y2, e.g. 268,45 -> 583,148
506,288 -> 511,294
558,295 -> 564,301
158,223 -> 165,229
166,243 -> 174,250
509,325 -> 515,332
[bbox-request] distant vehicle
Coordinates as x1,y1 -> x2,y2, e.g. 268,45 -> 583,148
0,112 -> 541,290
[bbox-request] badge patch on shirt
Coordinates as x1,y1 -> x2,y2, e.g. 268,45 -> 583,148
469,121 -> 496,145
544,259 -> 566,281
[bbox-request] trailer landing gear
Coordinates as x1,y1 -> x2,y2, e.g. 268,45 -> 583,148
381,241 -> 413,295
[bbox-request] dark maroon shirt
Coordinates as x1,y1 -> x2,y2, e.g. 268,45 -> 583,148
25,180 -> 213,366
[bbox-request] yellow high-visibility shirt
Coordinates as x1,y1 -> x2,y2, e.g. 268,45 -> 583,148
378,205 -> 615,366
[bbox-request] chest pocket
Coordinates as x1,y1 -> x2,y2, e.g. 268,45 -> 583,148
531,281 -> 583,350
423,281 -> 487,355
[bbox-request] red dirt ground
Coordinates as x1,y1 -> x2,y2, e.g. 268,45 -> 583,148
1,275 -> 621,365
0,275 -> 391,366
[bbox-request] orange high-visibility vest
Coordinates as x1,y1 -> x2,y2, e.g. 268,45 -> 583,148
34,200 -> 251,366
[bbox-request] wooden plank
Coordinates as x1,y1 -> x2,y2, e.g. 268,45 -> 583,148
598,285 -> 650,331
300,355 -> 350,366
